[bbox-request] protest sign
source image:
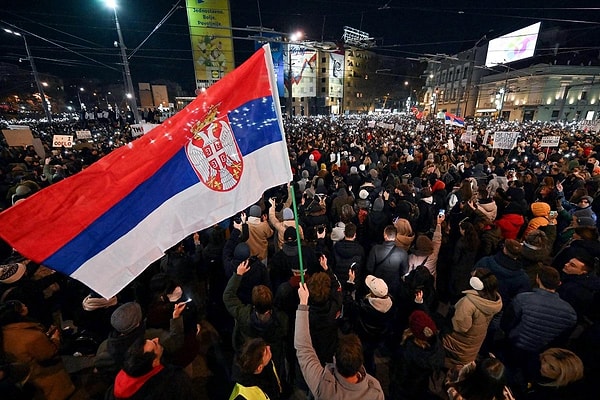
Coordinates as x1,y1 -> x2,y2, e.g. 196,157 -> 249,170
52,135 -> 73,148
492,132 -> 519,149
2,129 -> 34,147
76,130 -> 92,139
540,136 -> 560,147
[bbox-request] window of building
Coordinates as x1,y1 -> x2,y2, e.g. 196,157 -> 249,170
322,57 -> 326,63
551,110 -> 560,118
321,87 -> 326,92
321,77 -> 326,83
463,67 -> 468,79
581,91 -> 588,100
321,68 -> 326,73
456,68 -> 461,80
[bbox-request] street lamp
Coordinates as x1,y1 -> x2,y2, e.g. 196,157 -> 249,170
106,0 -> 140,124
287,31 -> 303,117
3,28 -> 52,122
77,87 -> 85,111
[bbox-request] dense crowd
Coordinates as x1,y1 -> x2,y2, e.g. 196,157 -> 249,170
0,113 -> 599,399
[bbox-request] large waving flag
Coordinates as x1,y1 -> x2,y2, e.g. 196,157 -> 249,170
0,44 -> 291,298
444,112 -> 465,127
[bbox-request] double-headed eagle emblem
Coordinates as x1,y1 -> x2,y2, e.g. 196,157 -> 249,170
186,105 -> 243,191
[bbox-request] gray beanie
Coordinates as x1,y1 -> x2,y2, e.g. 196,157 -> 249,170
373,198 -> 384,212
110,302 -> 142,334
249,205 -> 261,218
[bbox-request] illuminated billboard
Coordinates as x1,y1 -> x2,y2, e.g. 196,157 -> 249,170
485,22 -> 541,67
186,0 -> 235,89
329,52 -> 344,98
285,45 -> 317,98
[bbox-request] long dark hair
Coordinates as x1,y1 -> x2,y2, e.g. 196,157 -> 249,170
460,221 -> 480,252
450,358 -> 509,400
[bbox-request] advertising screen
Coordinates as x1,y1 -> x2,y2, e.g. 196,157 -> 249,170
485,22 -> 541,67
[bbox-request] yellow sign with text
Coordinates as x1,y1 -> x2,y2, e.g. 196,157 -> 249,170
186,0 -> 235,89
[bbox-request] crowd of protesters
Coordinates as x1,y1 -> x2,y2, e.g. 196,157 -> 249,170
0,112 -> 599,399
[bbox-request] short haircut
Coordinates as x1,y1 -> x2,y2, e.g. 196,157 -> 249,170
252,285 -> 273,314
335,334 -> 364,377
307,272 -> 331,304
538,266 -> 561,290
383,225 -> 397,241
238,338 -> 267,374
123,337 -> 156,377
344,222 -> 357,238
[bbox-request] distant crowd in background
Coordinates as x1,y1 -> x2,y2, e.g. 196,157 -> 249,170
1,113 -> 599,399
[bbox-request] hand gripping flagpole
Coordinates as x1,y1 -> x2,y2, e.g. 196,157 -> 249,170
289,184 -> 305,284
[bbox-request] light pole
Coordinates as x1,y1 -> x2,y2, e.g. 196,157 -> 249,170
287,31 -> 303,117
3,29 -> 52,122
106,0 -> 140,124
77,87 -> 85,111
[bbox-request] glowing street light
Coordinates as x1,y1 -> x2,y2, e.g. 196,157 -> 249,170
3,28 -> 52,122
287,31 -> 304,116
105,0 -> 140,124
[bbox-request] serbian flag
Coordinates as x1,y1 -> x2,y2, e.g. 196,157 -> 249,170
444,112 -> 465,127
0,44 -> 292,298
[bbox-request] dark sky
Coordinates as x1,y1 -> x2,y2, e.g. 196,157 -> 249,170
1,1 -> 599,93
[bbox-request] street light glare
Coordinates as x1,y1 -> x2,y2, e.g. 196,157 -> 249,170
289,31 -> 303,42
106,0 -> 117,9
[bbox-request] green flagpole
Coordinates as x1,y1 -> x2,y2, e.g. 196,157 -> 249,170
289,184 -> 305,284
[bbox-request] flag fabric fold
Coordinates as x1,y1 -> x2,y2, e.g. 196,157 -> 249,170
0,44 -> 292,298
444,112 -> 465,127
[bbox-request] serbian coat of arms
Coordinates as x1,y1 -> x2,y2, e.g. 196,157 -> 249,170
186,105 -> 243,191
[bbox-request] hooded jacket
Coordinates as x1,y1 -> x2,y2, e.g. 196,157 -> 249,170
495,203 -> 526,240
442,290 -> 503,368
109,364 -> 194,400
223,274 -> 288,377
523,202 -> 550,237
394,218 -> 415,251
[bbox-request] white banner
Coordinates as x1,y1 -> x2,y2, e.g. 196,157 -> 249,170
493,131 -> 519,149
416,124 -> 425,132
540,136 -> 560,147
52,135 -> 73,148
367,120 -> 375,128
131,124 -> 160,138
76,130 -> 92,139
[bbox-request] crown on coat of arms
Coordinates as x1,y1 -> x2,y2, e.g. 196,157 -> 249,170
191,104 -> 220,140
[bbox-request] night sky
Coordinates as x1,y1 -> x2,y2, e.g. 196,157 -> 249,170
1,1 -> 598,94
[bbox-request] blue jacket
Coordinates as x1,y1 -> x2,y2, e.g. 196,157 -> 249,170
502,288 -> 577,353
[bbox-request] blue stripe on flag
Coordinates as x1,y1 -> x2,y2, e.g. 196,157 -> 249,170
229,96 -> 283,155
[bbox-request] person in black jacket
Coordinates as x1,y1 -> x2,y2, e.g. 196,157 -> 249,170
342,271 -> 395,375
332,222 -> 366,284
388,310 -> 445,400
223,220 -> 271,305
365,225 -> 409,300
